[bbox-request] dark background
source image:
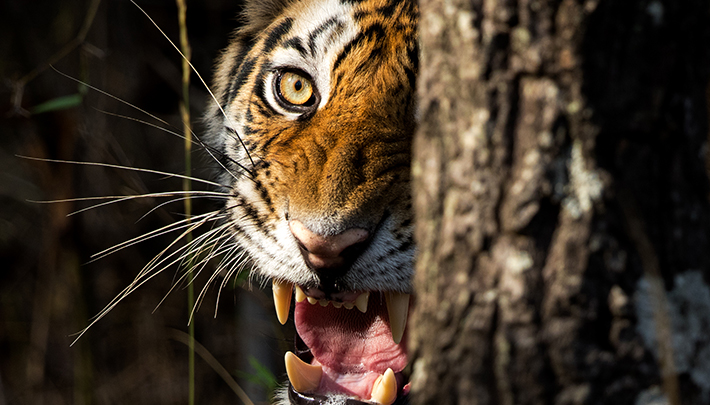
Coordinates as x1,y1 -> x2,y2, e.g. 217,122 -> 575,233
0,0 -> 287,403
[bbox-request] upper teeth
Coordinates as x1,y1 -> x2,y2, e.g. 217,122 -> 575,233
354,291 -> 369,313
271,281 -> 410,345
272,279 -> 293,325
300,287 -> 368,312
385,292 -> 410,345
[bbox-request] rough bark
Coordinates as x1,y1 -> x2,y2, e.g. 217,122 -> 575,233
411,0 -> 710,404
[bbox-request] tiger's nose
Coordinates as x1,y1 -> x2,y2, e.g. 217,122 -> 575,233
289,220 -> 369,271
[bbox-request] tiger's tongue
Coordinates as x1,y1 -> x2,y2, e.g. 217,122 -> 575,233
294,295 -> 408,399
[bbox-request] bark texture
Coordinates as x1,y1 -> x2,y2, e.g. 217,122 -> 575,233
410,0 -> 710,404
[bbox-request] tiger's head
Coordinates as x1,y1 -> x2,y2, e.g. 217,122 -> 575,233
206,0 -> 417,403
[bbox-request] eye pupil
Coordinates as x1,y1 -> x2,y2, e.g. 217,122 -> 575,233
294,81 -> 302,91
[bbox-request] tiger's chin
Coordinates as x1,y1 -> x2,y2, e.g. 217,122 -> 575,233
272,281 -> 411,405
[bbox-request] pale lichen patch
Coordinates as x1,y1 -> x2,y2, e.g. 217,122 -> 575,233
563,140 -> 603,219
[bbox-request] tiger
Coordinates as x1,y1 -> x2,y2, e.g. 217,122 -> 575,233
204,0 -> 417,404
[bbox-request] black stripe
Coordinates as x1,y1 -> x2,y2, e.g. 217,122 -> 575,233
362,23 -> 386,43
407,41 -> 419,73
332,23 -> 386,73
260,130 -> 282,152
231,194 -> 269,235
227,56 -> 257,106
221,34 -> 255,107
404,66 -> 416,91
262,18 -> 295,54
398,240 -> 413,253
283,37 -> 308,56
332,33 -> 363,73
240,124 -> 256,137
376,2 -> 400,18
226,19 -> 293,106
255,179 -> 275,214
306,17 -> 339,55
253,97 -> 278,119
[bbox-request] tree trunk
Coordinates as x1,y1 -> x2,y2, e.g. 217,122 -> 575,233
410,0 -> 710,404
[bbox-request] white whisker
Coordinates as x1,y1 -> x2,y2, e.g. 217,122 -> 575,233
189,232 -> 242,321
214,246 -> 250,317
29,190 -> 228,205
96,109 -> 251,182
151,223 -> 235,313
72,211 -> 226,344
89,211 -> 221,264
48,66 -> 250,181
19,155 -> 227,188
135,194 -> 228,224
30,190 -> 227,217
136,213 -> 225,281
128,0 -> 256,170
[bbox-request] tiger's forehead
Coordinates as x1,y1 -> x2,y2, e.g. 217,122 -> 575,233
258,0 -> 358,55
286,0 -> 356,34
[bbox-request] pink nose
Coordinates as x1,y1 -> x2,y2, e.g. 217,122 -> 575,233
289,220 -> 369,269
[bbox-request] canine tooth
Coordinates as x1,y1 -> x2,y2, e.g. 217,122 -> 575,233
272,280 -> 293,325
344,302 -> 354,310
332,301 -> 343,309
307,296 -> 317,305
295,286 -> 306,303
319,299 -> 328,307
355,292 -> 370,313
370,368 -> 397,405
285,351 -> 322,393
385,292 -> 410,344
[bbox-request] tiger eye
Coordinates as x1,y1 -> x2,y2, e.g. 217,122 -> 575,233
279,71 -> 314,106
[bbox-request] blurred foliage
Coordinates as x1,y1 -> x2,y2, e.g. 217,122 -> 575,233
0,0 -> 288,404
31,93 -> 84,114
237,356 -> 280,398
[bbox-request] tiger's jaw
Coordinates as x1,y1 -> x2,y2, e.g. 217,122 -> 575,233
273,281 -> 411,404
259,203 -> 414,404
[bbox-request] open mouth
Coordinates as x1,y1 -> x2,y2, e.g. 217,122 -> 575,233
273,281 -> 411,404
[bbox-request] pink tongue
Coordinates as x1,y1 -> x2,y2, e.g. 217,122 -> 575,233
294,294 -> 407,399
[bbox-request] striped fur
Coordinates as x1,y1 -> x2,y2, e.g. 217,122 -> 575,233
206,0 -> 417,294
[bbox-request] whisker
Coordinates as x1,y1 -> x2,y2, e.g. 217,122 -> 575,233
49,66 -> 251,182
135,194 -> 228,224
184,224 -> 235,273
174,224 -> 233,280
96,109 -> 255,182
51,66 -> 172,131
29,190 -> 228,217
214,245 -> 250,316
71,213 -> 220,345
29,190 -> 228,204
189,231 -> 242,321
101,212 -> 222,307
19,155 -> 228,189
128,0 -> 256,171
127,214 -> 227,283
150,223 -> 235,312
89,211 -> 220,263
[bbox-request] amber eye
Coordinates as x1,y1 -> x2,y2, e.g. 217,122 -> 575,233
277,71 -> 315,107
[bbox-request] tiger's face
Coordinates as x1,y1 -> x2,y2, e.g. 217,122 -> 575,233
206,0 -> 417,403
